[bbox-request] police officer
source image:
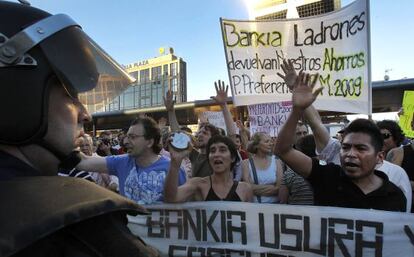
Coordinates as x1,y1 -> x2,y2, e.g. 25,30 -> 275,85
0,1 -> 157,256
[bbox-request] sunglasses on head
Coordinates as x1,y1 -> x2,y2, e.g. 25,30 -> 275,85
382,133 -> 392,139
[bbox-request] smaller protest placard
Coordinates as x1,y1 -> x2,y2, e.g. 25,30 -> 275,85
399,91 -> 414,138
248,101 -> 292,137
199,111 -> 238,134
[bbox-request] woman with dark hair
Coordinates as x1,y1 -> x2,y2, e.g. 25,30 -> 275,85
377,120 -> 405,154
164,135 -> 253,202
241,132 -> 283,203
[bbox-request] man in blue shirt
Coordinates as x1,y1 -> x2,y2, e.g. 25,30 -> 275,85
79,117 -> 186,204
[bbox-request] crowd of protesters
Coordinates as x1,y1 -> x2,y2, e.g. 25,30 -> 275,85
2,2 -> 413,255
69,60 -> 414,214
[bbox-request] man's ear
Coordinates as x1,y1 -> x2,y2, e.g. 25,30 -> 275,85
377,150 -> 385,165
146,138 -> 154,149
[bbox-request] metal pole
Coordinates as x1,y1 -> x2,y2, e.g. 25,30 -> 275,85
366,0 -> 373,116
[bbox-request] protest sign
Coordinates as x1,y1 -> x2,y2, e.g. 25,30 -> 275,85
248,101 -> 292,137
399,91 -> 414,138
220,0 -> 371,114
199,111 -> 238,134
128,202 -> 414,257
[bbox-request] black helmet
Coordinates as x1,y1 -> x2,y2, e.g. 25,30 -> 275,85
0,1 -> 135,145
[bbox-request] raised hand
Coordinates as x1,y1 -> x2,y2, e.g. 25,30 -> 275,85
236,120 -> 244,129
277,59 -> 298,90
163,90 -> 175,111
211,80 -> 228,106
292,72 -> 322,110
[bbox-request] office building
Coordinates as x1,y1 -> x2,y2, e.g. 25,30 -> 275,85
84,47 -> 187,114
252,0 -> 341,20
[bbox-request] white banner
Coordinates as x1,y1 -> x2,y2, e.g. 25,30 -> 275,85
128,202 -> 414,257
248,101 -> 292,137
221,0 -> 370,114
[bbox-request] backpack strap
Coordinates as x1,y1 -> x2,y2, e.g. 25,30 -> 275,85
248,157 -> 261,203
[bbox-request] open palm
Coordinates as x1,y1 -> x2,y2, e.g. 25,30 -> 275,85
211,80 -> 228,105
277,59 -> 298,90
163,90 -> 175,111
292,73 -> 322,109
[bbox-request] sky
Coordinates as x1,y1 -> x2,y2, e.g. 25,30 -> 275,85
26,0 -> 414,102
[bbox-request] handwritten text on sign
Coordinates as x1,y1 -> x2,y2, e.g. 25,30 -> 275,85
248,102 -> 292,137
221,0 -> 370,114
128,202 -> 414,257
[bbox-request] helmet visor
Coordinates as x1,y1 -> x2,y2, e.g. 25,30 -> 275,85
39,26 -> 135,109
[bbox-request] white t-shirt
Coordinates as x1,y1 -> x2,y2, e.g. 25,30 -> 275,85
377,160 -> 412,212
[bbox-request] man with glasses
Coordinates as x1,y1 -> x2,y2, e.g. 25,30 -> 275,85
78,117 -> 187,204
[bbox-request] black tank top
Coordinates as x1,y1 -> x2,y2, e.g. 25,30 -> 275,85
402,144 -> 414,181
204,176 -> 242,201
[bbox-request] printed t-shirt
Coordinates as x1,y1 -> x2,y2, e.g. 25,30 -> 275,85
106,154 -> 186,204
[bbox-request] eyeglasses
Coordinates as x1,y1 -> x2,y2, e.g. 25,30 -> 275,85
382,133 -> 392,139
126,134 -> 145,140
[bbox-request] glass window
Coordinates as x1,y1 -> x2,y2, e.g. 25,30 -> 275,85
171,78 -> 178,92
119,94 -> 124,109
139,83 -> 151,107
129,71 -> 138,80
134,85 -> 141,108
108,96 -> 120,111
151,83 -> 163,106
124,92 -> 134,109
140,69 -> 149,83
170,63 -> 177,76
163,81 -> 168,97
163,64 -> 168,77
124,86 -> 134,94
151,66 -> 162,82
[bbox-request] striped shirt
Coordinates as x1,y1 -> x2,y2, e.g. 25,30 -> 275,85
58,168 -> 94,182
281,168 -> 314,205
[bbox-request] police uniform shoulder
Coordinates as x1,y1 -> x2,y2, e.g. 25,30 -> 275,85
0,176 -> 147,256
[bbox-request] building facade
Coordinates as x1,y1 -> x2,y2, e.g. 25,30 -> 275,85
85,47 -> 187,114
252,0 -> 341,20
